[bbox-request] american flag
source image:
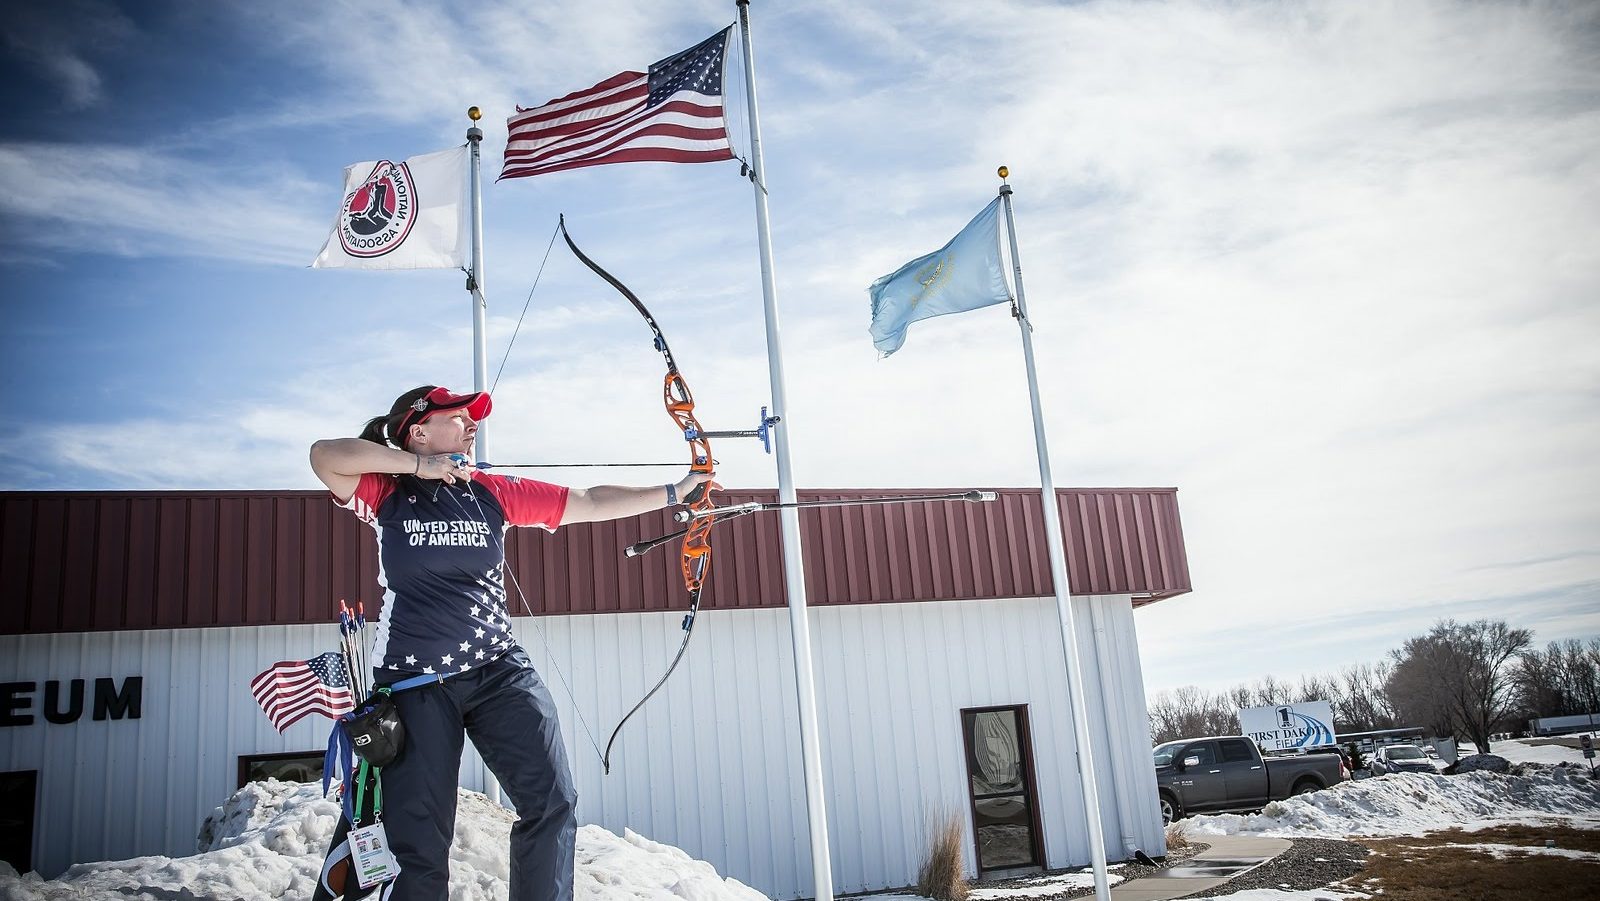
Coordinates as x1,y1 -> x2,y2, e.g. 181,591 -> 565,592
250,651 -> 354,732
501,27 -> 735,181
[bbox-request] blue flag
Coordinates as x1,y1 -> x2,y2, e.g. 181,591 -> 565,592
868,197 -> 1012,356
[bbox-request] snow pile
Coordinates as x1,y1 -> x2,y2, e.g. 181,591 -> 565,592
1180,765 -> 1600,839
0,779 -> 771,901
1452,754 -> 1511,774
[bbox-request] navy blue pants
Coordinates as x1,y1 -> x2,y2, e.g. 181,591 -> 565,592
376,648 -> 577,901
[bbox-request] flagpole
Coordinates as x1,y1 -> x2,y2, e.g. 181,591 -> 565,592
467,106 -> 491,462
735,4 -> 834,901
467,106 -> 502,807
997,166 -> 1112,901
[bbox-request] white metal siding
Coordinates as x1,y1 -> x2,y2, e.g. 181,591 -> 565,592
803,596 -> 1165,894
1,595 -> 1162,897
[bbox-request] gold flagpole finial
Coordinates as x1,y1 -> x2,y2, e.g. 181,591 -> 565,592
467,106 -> 482,122
997,165 -> 1009,180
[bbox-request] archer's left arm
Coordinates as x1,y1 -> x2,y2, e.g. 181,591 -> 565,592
562,471 -> 715,525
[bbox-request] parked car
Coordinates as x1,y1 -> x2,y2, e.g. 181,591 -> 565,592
1152,736 -> 1345,825
1304,745 -> 1353,781
1369,744 -> 1440,775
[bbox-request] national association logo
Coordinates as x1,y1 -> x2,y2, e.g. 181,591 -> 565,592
337,160 -> 418,257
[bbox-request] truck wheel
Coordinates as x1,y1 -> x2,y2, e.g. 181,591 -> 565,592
1291,779 -> 1320,796
1159,792 -> 1181,825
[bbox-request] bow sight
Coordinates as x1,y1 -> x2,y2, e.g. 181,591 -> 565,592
685,406 -> 781,454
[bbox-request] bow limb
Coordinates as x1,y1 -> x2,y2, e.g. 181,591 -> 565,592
560,216 -> 718,774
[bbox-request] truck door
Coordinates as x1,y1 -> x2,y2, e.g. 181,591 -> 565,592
1218,738 -> 1268,807
1174,741 -> 1226,812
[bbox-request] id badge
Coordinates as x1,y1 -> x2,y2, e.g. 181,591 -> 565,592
349,822 -> 403,888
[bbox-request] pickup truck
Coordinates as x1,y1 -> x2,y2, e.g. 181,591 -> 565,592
1152,735 -> 1345,824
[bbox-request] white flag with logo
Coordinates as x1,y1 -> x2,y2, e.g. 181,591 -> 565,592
311,146 -> 467,270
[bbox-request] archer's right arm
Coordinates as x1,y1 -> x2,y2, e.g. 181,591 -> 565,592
310,438 -> 465,501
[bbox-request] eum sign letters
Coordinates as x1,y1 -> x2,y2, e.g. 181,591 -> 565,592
1238,700 -> 1336,751
0,677 -> 143,727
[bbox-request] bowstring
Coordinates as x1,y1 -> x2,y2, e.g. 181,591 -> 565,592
491,220 -> 562,395
436,478 -> 607,766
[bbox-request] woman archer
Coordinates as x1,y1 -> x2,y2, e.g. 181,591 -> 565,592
310,384 -> 712,901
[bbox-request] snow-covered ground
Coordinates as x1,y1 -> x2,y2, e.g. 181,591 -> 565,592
2,737 -> 1595,901
1486,731 -> 1597,768
0,780 -> 770,901
1174,737 -> 1600,900
1178,761 -> 1600,839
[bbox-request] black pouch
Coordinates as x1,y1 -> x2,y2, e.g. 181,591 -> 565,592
344,689 -> 406,767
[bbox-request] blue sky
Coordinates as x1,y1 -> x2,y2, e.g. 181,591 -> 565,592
2,0 -> 1597,698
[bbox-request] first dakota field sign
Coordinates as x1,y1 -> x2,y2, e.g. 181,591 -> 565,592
1239,700 -> 1336,751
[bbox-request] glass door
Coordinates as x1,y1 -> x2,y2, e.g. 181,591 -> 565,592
961,706 -> 1044,872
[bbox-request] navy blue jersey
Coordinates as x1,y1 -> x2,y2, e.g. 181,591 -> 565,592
336,472 -> 567,675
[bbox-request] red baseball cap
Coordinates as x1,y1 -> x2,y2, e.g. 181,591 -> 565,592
396,387 -> 492,447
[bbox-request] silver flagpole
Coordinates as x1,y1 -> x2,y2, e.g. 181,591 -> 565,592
467,107 -> 491,462
735,4 -> 834,901
997,166 -> 1112,901
467,106 -> 502,807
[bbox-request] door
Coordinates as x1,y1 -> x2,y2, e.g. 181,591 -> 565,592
1217,738 -> 1267,807
1173,740 -> 1227,812
961,706 -> 1045,872
0,771 -> 36,875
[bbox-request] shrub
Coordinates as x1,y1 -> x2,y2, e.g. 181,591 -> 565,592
917,809 -> 970,901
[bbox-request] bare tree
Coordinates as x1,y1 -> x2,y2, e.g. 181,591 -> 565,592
1296,673 -> 1336,706
1516,638 -> 1600,720
1251,675 -> 1292,708
1147,686 -> 1237,744
1388,619 -> 1532,753
1336,661 -> 1396,733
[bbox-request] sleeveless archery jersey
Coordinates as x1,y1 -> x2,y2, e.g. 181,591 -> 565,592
335,472 -> 567,675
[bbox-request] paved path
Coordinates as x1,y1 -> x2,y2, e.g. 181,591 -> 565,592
1107,834 -> 1292,901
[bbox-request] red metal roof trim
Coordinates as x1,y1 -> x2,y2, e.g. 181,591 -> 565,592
0,487 -> 1189,636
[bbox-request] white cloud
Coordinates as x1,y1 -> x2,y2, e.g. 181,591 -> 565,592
0,143 -> 329,266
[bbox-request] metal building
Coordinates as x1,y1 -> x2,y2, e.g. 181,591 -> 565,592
0,486 -> 1190,898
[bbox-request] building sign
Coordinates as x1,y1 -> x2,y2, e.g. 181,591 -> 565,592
0,677 -> 143,727
1239,700 -> 1335,751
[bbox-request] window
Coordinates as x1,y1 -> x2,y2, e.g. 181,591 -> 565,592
0,770 -> 36,875
1183,743 -> 1216,766
961,706 -> 1044,872
1219,739 -> 1256,763
238,752 -> 325,789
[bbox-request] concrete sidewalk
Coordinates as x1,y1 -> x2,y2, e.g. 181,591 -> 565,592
1107,834 -> 1291,901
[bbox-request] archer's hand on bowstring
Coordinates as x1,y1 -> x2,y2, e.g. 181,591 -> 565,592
416,453 -> 475,484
